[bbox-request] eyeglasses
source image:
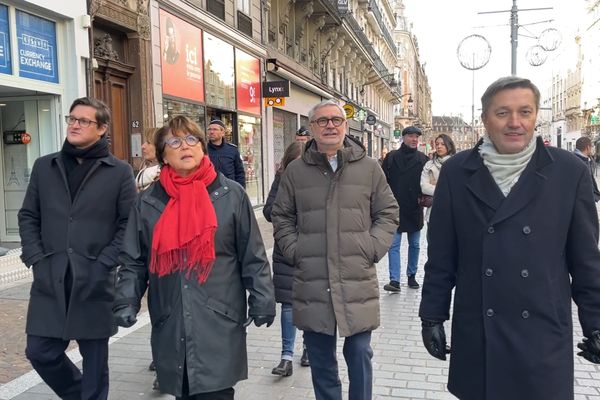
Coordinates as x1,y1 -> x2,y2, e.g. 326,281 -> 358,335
311,117 -> 345,127
164,135 -> 200,149
65,116 -> 99,128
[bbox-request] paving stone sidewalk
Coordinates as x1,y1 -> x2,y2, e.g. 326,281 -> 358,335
3,213 -> 600,399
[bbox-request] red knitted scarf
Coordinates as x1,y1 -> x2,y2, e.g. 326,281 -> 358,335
149,157 -> 218,283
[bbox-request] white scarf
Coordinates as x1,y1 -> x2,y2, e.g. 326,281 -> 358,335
479,136 -> 537,197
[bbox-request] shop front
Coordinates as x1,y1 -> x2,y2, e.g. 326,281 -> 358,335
157,9 -> 265,205
0,3 -> 87,241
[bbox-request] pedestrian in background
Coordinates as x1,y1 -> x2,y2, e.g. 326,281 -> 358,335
574,136 -> 600,202
378,147 -> 388,166
420,76 -> 600,400
272,99 -> 398,400
295,126 -> 311,142
207,119 -> 246,188
263,141 -> 309,377
136,127 -> 160,192
113,115 -> 275,400
420,133 -> 456,224
381,125 -> 429,292
18,97 -> 136,400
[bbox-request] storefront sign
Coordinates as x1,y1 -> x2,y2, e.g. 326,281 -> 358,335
262,81 -> 289,97
343,104 -> 354,119
16,10 -> 58,83
366,114 -> 376,125
337,0 -> 349,13
235,49 -> 261,116
159,9 -> 204,103
0,5 -> 11,76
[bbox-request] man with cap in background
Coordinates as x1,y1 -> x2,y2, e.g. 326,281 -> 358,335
295,126 -> 311,143
207,119 -> 246,187
381,125 -> 429,292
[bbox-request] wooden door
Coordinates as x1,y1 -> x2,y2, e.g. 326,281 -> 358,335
94,70 -> 130,161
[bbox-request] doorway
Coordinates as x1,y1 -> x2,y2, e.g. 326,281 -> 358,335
0,96 -> 59,242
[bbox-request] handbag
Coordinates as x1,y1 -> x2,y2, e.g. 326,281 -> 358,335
418,194 -> 433,208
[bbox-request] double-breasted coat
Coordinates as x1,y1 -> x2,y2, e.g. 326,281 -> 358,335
419,137 -> 600,400
115,173 -> 275,396
18,151 -> 136,339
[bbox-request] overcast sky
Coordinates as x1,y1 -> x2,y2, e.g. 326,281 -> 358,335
402,0 -> 587,122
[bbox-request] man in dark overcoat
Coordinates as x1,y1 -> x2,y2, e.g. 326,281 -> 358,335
18,97 -> 136,399
381,126 -> 429,291
419,76 -> 600,400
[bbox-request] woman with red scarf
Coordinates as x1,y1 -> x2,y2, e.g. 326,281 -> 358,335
113,116 -> 275,400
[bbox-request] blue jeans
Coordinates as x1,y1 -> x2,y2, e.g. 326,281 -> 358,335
304,330 -> 373,400
388,230 -> 421,282
280,303 -> 297,360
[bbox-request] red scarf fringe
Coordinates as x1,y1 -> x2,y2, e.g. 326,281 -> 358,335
149,157 -> 218,283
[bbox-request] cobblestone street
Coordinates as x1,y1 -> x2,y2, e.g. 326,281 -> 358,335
1,211 -> 600,399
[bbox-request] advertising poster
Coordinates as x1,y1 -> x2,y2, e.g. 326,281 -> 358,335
16,10 -> 58,83
235,49 -> 261,116
159,9 -> 204,103
0,5 -> 11,76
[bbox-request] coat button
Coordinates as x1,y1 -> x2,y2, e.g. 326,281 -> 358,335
521,269 -> 529,278
67,248 -> 73,254
487,226 -> 495,234
485,268 -> 493,277
326,288 -> 331,292
184,284 -> 189,289
69,217 -> 73,222
214,191 -> 219,195
522,310 -> 530,319
180,337 -> 185,342
224,186 -> 228,190
486,308 -> 494,317
522,226 -> 531,234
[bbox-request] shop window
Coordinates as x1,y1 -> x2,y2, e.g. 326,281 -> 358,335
203,33 -> 235,110
238,114 -> 263,206
163,98 -> 206,135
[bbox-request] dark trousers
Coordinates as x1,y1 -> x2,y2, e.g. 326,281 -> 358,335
25,335 -> 109,400
304,330 -> 373,400
176,360 -> 235,400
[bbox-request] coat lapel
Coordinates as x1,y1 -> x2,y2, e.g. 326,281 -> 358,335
464,143 -> 505,212
489,138 -> 553,226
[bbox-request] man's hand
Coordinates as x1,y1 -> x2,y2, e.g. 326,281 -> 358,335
113,305 -> 138,328
243,315 -> 274,328
421,319 -> 451,361
578,330 -> 600,364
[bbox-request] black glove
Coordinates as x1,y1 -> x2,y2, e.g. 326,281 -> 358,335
421,319 -> 451,361
578,330 -> 600,364
113,305 -> 138,328
243,315 -> 274,328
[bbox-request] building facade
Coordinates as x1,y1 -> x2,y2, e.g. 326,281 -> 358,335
0,0 -> 89,241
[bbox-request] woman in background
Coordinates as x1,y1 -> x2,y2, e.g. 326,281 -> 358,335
136,127 -> 160,191
263,141 -> 309,377
420,133 -> 456,224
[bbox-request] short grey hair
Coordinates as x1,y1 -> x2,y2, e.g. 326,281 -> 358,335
308,99 -> 346,122
481,76 -> 541,117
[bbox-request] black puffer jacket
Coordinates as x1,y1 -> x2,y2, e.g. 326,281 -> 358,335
263,172 -> 293,304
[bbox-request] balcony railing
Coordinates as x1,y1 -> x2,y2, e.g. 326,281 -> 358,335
367,0 -> 395,52
344,13 -> 388,76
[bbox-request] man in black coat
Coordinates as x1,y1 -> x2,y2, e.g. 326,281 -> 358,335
381,126 -> 429,292
573,136 -> 600,202
419,76 -> 600,400
18,97 -> 136,400
207,119 -> 246,187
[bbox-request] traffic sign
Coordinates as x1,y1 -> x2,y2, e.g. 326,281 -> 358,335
264,97 -> 285,107
394,129 -> 402,138
343,104 -> 355,119
366,114 -> 376,125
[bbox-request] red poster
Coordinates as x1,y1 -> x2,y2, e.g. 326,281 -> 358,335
235,49 -> 261,116
159,10 -> 204,103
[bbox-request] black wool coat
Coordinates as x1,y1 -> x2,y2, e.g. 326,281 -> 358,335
382,144 -> 429,232
115,173 -> 275,397
420,137 -> 600,400
263,171 -> 294,304
18,151 -> 136,339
